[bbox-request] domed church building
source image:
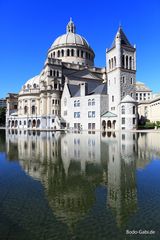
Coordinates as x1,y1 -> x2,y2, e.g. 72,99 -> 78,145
6,19 -> 137,131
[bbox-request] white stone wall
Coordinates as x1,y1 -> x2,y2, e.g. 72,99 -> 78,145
61,83 -> 108,130
120,102 -> 137,130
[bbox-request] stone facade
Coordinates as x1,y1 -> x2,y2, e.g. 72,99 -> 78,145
6,19 -> 138,131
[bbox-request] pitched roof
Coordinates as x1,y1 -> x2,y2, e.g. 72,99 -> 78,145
90,83 -> 107,95
101,111 -> 117,118
121,95 -> 136,103
65,68 -> 102,81
67,84 -> 79,97
136,81 -> 152,92
67,82 -> 107,97
110,27 -> 134,50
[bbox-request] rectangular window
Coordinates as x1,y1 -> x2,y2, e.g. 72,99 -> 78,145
52,99 -> 54,104
92,123 -> 95,129
112,96 -> 114,102
74,112 -> 80,118
55,100 -> 57,105
122,134 -> 125,140
122,118 -> 125,125
133,118 -> 136,124
92,111 -> 95,118
88,123 -> 91,129
64,110 -> 67,116
88,111 -> 92,118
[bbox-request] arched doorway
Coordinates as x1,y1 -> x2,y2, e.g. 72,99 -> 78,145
102,120 -> 106,131
15,120 -> 18,127
113,120 -> 116,129
37,119 -> 40,128
32,119 -> 36,128
11,120 -> 14,128
107,120 -> 111,129
28,120 -> 31,128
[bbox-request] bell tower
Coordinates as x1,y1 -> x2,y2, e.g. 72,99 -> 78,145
106,27 -> 137,130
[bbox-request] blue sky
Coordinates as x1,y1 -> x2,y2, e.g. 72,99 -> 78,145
0,0 -> 160,98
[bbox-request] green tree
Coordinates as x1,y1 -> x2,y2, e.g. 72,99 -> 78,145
0,107 -> 6,126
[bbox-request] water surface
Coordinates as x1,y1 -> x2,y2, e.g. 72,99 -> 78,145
0,129 -> 160,240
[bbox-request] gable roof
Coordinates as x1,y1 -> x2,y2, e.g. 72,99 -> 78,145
65,68 -> 102,81
101,111 -> 117,118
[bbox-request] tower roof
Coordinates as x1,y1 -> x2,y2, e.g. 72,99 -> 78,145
110,26 -> 134,50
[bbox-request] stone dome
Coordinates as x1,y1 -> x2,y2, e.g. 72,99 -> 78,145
19,75 -> 40,95
51,32 -> 90,49
48,18 -> 95,66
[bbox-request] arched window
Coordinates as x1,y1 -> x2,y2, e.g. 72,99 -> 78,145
50,70 -> 52,76
77,49 -> 79,57
126,55 -> 128,69
122,55 -> 125,68
129,56 -> 132,69
92,99 -> 95,106
86,52 -> 88,59
111,58 -> 113,68
71,49 -> 74,56
77,100 -> 80,107
33,83 -> 36,88
32,106 -> 36,114
24,106 -> 28,114
88,99 -> 91,106
61,49 -> 64,57
57,71 -> 59,77
114,56 -> 116,67
67,49 -> 70,56
57,50 -> 60,57
81,50 -> 83,58
51,53 -> 52,58
133,106 -> 136,114
53,52 -> 55,57
109,59 -> 111,69
54,83 -> 57,89
121,105 -> 125,114
53,70 -> 56,76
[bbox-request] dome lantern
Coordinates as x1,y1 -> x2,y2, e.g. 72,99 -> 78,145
66,17 -> 76,33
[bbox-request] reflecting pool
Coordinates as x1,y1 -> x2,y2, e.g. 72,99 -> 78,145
0,129 -> 160,239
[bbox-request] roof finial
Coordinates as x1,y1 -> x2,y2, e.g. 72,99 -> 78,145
66,17 -> 76,33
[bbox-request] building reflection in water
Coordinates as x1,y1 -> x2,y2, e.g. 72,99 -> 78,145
5,129 -> 160,232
